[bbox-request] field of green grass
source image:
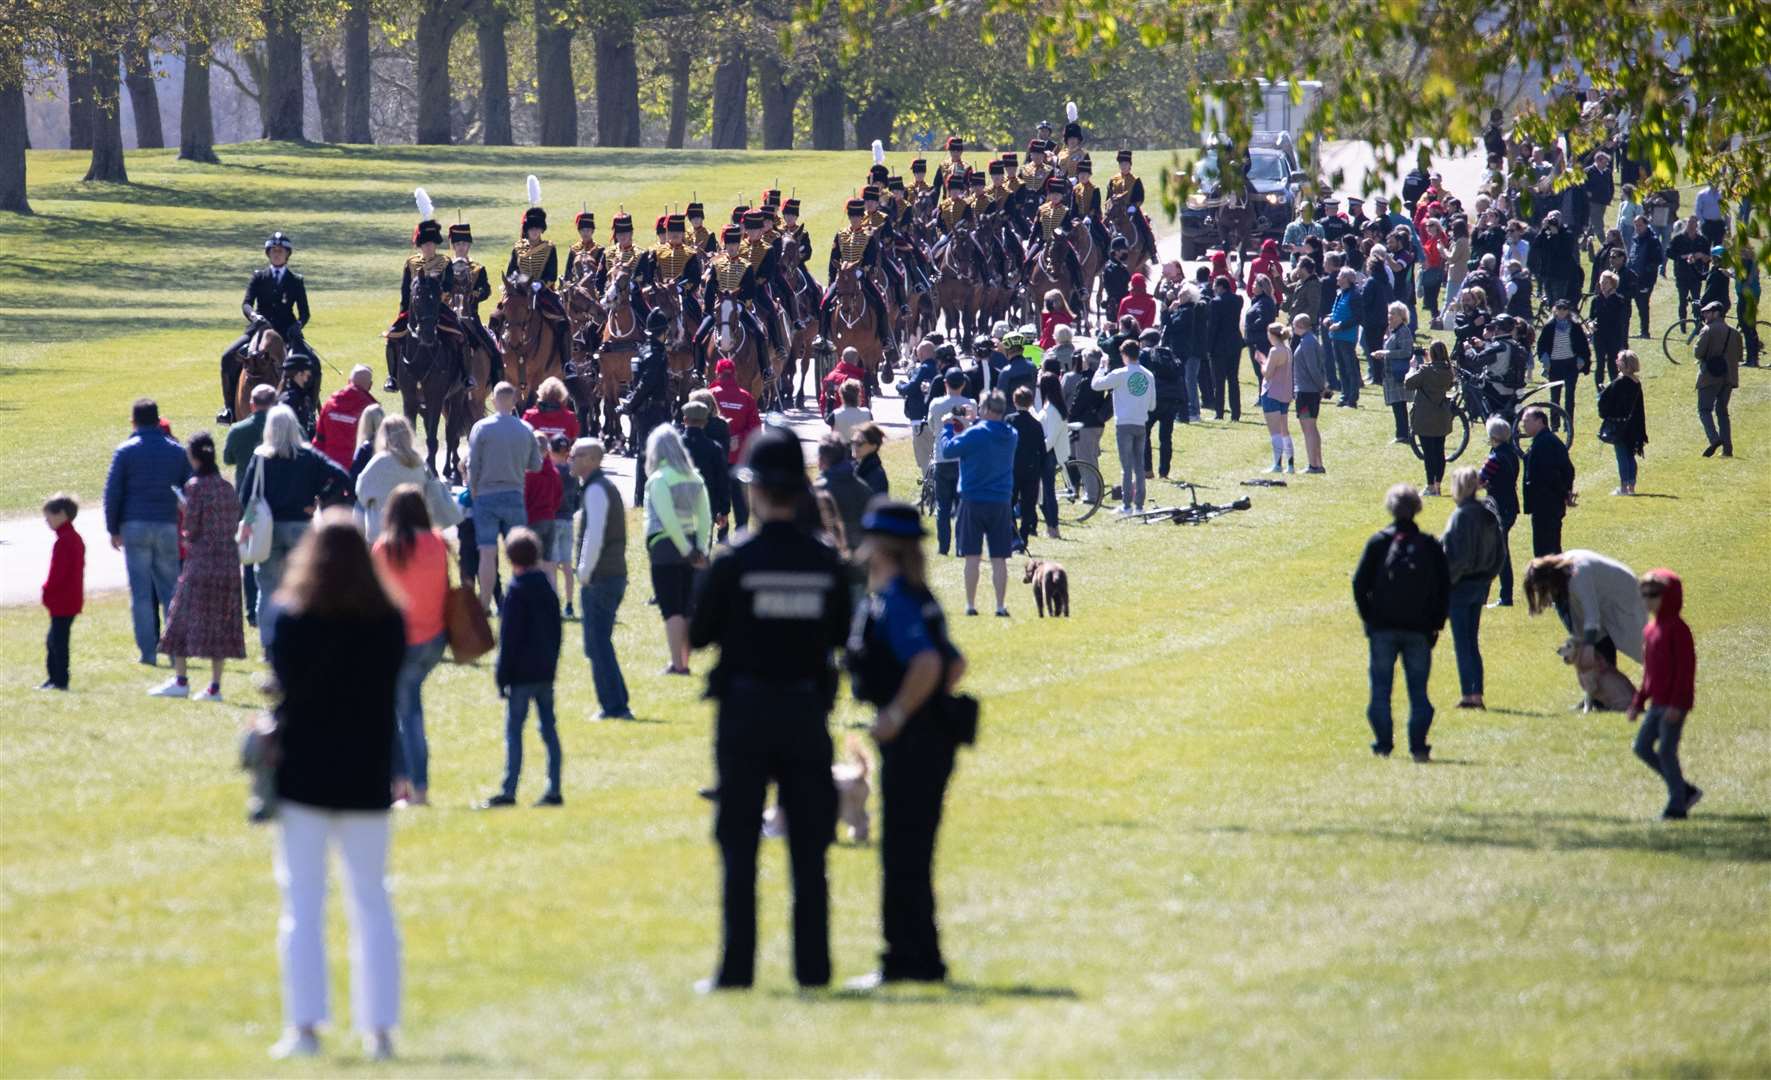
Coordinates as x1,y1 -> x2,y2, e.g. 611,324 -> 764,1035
2,145 -> 1769,1077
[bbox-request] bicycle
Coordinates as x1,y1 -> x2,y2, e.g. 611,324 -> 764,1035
916,460 -> 938,518
1058,424 -> 1105,522
1664,314 -> 1771,365
1411,362 -> 1572,463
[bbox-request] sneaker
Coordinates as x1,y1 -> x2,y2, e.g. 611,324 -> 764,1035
216,407 -> 235,424
964,607 -> 978,616
1681,785 -> 1704,815
193,685 -> 223,703
148,678 -> 189,698
994,607 -> 1010,617
1487,599 -> 1513,609
563,603 -> 576,618
1411,748 -> 1432,763
594,709 -> 636,721
1390,437 -> 1409,445
534,791 -> 564,807
269,1030 -> 321,1060
364,1031 -> 395,1062
37,680 -> 67,691
1286,460 -> 1296,474
1305,465 -> 1327,474
1265,462 -> 1283,473
476,793 -> 517,809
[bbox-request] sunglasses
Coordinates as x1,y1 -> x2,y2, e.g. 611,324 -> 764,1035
1640,587 -> 1664,597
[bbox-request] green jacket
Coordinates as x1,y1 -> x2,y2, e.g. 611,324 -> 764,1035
1405,361 -> 1456,438
223,410 -> 267,491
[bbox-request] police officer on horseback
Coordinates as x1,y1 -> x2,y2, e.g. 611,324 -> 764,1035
219,232 -> 316,423
620,309 -> 675,505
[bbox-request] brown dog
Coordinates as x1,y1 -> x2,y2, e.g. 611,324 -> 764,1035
1557,637 -> 1636,712
1023,558 -> 1070,618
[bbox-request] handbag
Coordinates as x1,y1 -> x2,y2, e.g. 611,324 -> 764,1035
238,712 -> 281,824
444,550 -> 495,664
425,475 -> 464,528
236,457 -> 274,565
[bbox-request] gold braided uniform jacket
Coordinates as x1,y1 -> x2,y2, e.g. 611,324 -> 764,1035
689,224 -> 715,252
562,238 -> 603,284
1018,162 -> 1053,192
512,238 -> 554,281
1038,200 -> 1070,243
448,258 -> 490,319
908,179 -> 933,199
604,243 -> 643,279
738,236 -> 773,273
1056,146 -> 1084,179
860,209 -> 887,235
1072,179 -> 1102,220
710,251 -> 751,294
1107,173 -> 1142,207
400,251 -> 452,311
652,242 -> 696,282
938,196 -> 972,230
985,183 -> 1011,210
932,160 -> 969,193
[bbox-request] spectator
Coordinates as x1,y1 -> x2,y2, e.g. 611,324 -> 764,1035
1245,239 -> 1284,302
1739,249 -> 1762,367
1283,256 -> 1322,331
354,415 -> 429,538
548,435 -> 579,615
1008,386 -> 1046,550
938,389 -> 1017,616
924,369 -> 974,557
1667,216 -> 1707,322
1206,275 -> 1245,420
371,485 -> 450,808
104,398 -> 192,666
1419,219 -> 1451,319
522,429 -> 564,577
150,431 -> 246,701
1117,273 -> 1158,329
1693,181 -> 1726,246
1092,340 -> 1156,513
265,511 -> 405,1062
479,527 -> 565,809
39,493 -> 84,691
1530,211 -> 1581,306
1036,372 -> 1068,541
1290,314 -> 1328,473
571,438 -> 632,721
710,359 -> 761,531
1597,349 -> 1648,494
679,400 -> 732,533
852,421 -> 889,497
898,341 -> 940,472
1161,282 -> 1205,423
1045,324 -> 1077,375
1523,549 -> 1646,685
1038,290 -> 1074,348
1405,340 -> 1457,495
1583,151 -> 1615,247
1100,238 -> 1132,315
1616,185 -> 1643,258
1138,328 -> 1183,479
817,433 -> 874,553
1243,274 -> 1279,389
1535,297 -> 1590,433
1326,268 -> 1362,407
240,405 -> 352,640
1370,301 -> 1415,443
310,365 -> 378,471
347,403 -> 385,487
644,425 -> 712,675
1590,269 -> 1631,392
1351,483 -> 1451,762
1519,406 -> 1575,556
1440,466 -> 1507,710
1693,300 -> 1741,458
1358,255 -> 1395,387
1256,322 -> 1294,473
467,383 -> 543,613
225,385 -> 278,627
1477,417 -> 1522,607
829,378 -> 874,442
521,377 -> 580,444
1628,570 -> 1702,819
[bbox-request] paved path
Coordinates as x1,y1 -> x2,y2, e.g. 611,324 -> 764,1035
0,382 -> 911,607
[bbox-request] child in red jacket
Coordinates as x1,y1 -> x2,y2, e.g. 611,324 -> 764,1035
40,493 -> 85,691
1627,569 -> 1700,819
523,430 -> 564,573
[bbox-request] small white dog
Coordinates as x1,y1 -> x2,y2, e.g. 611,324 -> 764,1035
1558,637 -> 1636,712
761,734 -> 873,843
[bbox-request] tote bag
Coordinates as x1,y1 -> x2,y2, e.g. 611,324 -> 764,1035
236,458 -> 274,565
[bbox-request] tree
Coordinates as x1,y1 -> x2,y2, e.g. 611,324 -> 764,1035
66,53 -> 95,150
2,42 -> 29,212
309,33 -> 345,140
663,46 -> 690,148
533,0 -> 576,145
810,74 -> 843,149
710,42 -> 748,149
84,53 -> 129,181
343,0 -> 372,141
592,9 -> 641,146
475,0 -> 513,144
124,43 -> 166,148
259,0 -> 305,140
178,32 -> 220,162
414,0 -> 470,144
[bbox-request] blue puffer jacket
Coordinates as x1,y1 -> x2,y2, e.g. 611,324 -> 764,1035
104,426 -> 192,534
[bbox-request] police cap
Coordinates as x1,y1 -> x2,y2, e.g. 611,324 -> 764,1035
736,426 -> 808,490
861,499 -> 926,538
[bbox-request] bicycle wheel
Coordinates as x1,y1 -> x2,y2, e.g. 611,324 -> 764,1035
1513,401 -> 1572,453
1443,409 -> 1473,462
917,471 -> 937,517
1061,459 -> 1104,522
1661,317 -> 1701,365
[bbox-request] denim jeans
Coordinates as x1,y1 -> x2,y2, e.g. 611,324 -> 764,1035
1613,441 -> 1638,488
393,633 -> 447,790
256,521 -> 311,646
502,682 -> 562,798
122,521 -> 180,663
1447,576 -> 1491,696
1115,424 -> 1148,509
1182,354 -> 1203,419
934,464 -> 959,555
1633,706 -> 1690,811
1332,339 -> 1360,403
580,577 -> 630,716
1366,628 -> 1435,755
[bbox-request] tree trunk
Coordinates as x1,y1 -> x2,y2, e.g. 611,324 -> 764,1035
124,45 -> 165,149
84,54 -> 129,182
810,77 -> 844,151
2,59 -> 30,212
665,47 -> 690,149
343,0 -> 372,143
67,56 -> 94,150
178,35 -> 219,163
309,48 -> 345,142
592,18 -> 640,147
415,2 -> 460,145
757,51 -> 797,151
476,7 -> 512,146
261,0 -> 306,141
534,0 -> 577,146
853,92 -> 895,150
710,44 -> 749,150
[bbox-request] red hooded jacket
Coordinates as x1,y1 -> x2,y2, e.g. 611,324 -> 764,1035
710,366 -> 762,464
1631,569 -> 1695,713
1209,250 -> 1238,292
1246,238 -> 1284,302
312,384 -> 377,470
42,520 -> 85,617
1117,273 -> 1158,329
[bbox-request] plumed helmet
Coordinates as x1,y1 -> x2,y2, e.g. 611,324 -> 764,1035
413,220 -> 444,246
522,206 -> 548,232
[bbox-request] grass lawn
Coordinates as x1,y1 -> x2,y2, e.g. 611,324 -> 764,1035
2,145 -> 1769,1077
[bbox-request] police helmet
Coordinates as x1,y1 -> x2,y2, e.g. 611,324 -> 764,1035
264,232 -> 293,253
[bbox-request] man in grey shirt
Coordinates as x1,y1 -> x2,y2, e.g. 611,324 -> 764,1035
1289,313 -> 1329,473
468,382 -> 542,605
923,368 -> 974,556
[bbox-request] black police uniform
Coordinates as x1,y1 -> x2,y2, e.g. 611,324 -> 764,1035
688,457 -> 852,988
221,261 -> 317,418
847,569 -> 966,982
620,329 -> 673,507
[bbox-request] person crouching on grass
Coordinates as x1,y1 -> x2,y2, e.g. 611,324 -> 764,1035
479,528 -> 564,809
40,493 -> 85,691
1628,569 -> 1702,820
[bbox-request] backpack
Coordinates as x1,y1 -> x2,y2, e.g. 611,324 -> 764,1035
1505,341 -> 1531,389
1371,528 -> 1438,627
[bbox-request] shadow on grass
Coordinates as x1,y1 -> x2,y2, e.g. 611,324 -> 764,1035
798,981 -> 1081,1003
1208,809 -> 1771,863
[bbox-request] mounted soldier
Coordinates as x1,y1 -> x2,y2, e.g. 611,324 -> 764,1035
383,188 -> 468,392
1057,101 -> 1086,179
822,198 -> 892,353
445,221 -> 503,385
1107,149 -> 1157,258
218,231 -> 316,423
598,211 -> 647,305
562,211 -> 603,286
736,209 -> 788,372
686,201 -> 717,254
908,157 -> 933,199
1028,175 -> 1086,315
497,178 -> 574,378
1071,154 -> 1111,252
639,212 -> 705,332
932,136 -> 971,196
697,225 -> 771,374
1017,138 -> 1056,198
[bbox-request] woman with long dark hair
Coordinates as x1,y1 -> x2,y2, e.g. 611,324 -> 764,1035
266,511 -> 406,1061
371,484 -> 451,807
151,431 -> 247,700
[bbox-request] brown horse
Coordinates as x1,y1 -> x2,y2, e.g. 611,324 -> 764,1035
776,242 -> 824,408
1027,233 -> 1082,331
495,275 -> 564,408
642,282 -> 702,407
828,270 -> 886,386
1105,195 -> 1156,278
596,271 -> 645,454
701,292 -> 770,405
233,326 -> 286,421
934,228 -> 984,343
561,277 -> 606,438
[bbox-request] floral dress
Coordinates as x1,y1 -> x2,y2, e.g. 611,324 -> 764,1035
160,472 -> 248,660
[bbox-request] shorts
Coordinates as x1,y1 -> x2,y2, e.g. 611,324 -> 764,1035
528,519 -> 556,556
648,555 -> 695,620
956,499 -> 1014,558
549,517 -> 577,565
1295,392 -> 1322,419
471,490 -> 526,544
1258,393 -> 1291,415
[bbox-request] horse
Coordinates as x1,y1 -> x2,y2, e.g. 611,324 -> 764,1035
1027,231 -> 1082,332
596,270 -> 645,454
641,281 -> 702,409
1105,194 -> 1156,278
1070,218 -> 1106,320
233,325 -> 286,421
561,277 -> 606,438
440,289 -> 497,484
701,292 -> 770,407
827,268 -> 886,386
396,271 -> 461,476
934,227 -> 984,343
495,274 -> 563,409
776,241 -> 824,408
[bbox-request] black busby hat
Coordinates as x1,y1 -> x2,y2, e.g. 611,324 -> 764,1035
1116,148 -> 1133,163
666,213 -> 686,232
1027,139 -> 1044,154
721,224 -> 742,243
653,213 -> 668,234
846,198 -> 865,215
888,175 -> 904,191
1063,122 -> 1083,142
1076,155 -> 1093,174
910,157 -> 928,173
574,211 -> 595,230
646,309 -> 671,335
413,219 -> 443,246
522,206 -> 548,232
264,231 -> 293,253
447,222 -> 473,243
782,198 -> 801,215
987,160 -> 1005,175
761,188 -> 782,205
611,212 -> 633,233
868,164 -> 888,182
1045,175 -> 1067,194
742,210 -> 766,229
944,136 -> 964,151
730,206 -> 747,224
1001,152 -> 1018,167
862,185 -> 881,200
735,426 -> 809,490
861,499 -> 926,538
946,176 -> 967,191
686,201 -> 705,217
969,171 -> 987,187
